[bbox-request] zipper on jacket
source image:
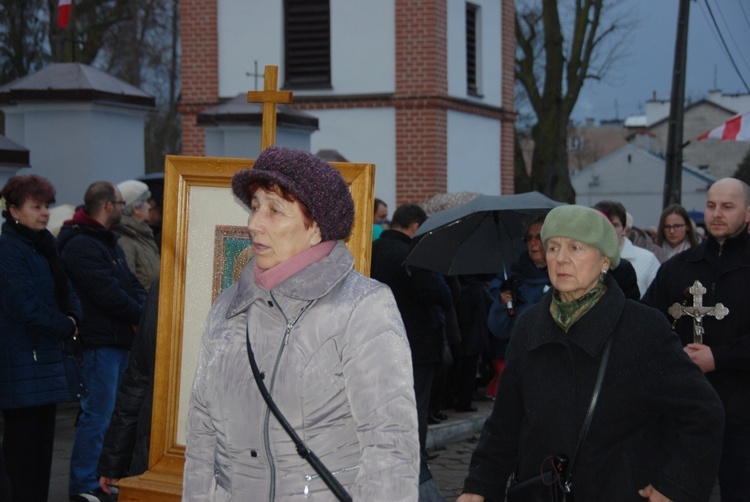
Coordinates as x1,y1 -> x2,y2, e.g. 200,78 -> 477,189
303,465 -> 359,496
262,295 -> 314,502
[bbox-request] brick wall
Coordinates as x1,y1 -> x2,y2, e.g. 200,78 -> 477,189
500,0 -> 517,194
178,0 -> 220,156
394,0 -> 449,205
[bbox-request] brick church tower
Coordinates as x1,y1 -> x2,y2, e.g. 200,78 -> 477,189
179,0 -> 516,204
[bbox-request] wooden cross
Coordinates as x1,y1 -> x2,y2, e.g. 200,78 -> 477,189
668,280 -> 729,344
247,65 -> 293,151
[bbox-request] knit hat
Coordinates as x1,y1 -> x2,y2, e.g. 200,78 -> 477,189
231,147 -> 354,241
117,180 -> 150,209
540,205 -> 621,268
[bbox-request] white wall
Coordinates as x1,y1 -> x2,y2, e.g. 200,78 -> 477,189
218,0 -> 395,98
3,103 -> 147,205
447,110 -> 501,194
447,0 -> 502,106
572,146 -> 712,229
309,108 -> 397,209
204,125 -> 311,158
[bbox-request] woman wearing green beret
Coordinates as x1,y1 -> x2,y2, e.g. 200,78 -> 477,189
459,205 -> 724,502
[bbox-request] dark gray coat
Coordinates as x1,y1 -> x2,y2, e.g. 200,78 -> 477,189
463,274 -> 724,502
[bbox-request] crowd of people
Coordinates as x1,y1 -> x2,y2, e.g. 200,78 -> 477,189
0,150 -> 748,502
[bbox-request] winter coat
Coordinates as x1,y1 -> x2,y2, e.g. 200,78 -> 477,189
114,215 -> 160,290
609,259 -> 641,300
98,278 -> 159,479
370,229 -> 453,363
486,252 -> 550,359
183,241 -> 420,501
58,208 -> 146,350
642,230 -> 750,424
463,274 -> 724,502
453,276 -> 491,357
0,223 -> 82,409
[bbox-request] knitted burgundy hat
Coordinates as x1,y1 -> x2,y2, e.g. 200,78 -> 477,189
231,147 -> 354,241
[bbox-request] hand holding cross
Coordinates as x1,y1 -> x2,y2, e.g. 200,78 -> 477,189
667,280 -> 729,344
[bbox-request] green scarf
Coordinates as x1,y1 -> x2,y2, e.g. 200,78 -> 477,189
550,281 -> 608,333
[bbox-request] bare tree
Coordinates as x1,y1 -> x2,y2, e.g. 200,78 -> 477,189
515,0 -> 631,202
0,0 -> 50,82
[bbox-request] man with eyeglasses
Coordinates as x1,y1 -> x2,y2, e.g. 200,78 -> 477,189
57,182 -> 147,502
643,178 -> 750,502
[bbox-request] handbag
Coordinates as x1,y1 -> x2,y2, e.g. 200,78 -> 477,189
245,325 -> 352,502
505,335 -> 614,502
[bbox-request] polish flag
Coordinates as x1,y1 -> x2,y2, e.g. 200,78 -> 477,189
697,111 -> 750,142
58,0 -> 71,29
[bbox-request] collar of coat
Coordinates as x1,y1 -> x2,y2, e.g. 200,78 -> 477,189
524,273 -> 625,357
690,228 -> 750,264
225,240 -> 354,318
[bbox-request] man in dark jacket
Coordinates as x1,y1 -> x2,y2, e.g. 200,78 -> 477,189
643,177 -> 750,502
58,182 -> 147,502
371,203 -> 453,460
97,278 -> 159,495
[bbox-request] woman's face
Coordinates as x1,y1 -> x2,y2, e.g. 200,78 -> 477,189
131,200 -> 151,224
663,213 -> 688,247
546,237 -> 610,302
247,188 -> 322,271
10,197 -> 50,232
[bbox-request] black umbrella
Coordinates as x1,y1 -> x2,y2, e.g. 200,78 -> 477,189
405,192 -> 565,275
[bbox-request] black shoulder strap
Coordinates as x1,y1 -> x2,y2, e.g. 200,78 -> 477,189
245,326 -> 352,502
568,334 -> 614,477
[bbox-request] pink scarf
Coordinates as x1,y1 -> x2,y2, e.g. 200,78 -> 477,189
254,241 -> 336,291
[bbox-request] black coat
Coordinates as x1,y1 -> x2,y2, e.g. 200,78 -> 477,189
58,209 -> 146,350
463,274 -> 724,502
642,230 -> 750,424
98,279 -> 159,478
610,258 -> 640,300
371,229 -> 452,363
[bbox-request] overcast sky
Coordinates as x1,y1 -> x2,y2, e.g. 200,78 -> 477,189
569,0 -> 750,124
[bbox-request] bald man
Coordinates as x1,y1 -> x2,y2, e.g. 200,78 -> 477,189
643,177 -> 750,502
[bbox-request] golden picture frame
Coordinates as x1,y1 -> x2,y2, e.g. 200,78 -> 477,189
117,155 -> 375,500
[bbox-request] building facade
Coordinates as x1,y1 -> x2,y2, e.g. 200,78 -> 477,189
179,0 -> 516,208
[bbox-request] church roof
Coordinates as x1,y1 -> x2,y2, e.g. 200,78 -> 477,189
0,63 -> 156,109
197,93 -> 318,130
0,134 -> 30,168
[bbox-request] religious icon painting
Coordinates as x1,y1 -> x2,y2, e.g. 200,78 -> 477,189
212,224 -> 253,303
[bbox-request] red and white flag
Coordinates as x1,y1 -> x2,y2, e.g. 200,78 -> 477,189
697,111 -> 750,142
58,0 -> 71,29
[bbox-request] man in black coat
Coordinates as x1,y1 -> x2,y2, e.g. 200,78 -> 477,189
98,278 -> 159,495
58,182 -> 147,502
371,203 -> 453,460
643,177 -> 750,502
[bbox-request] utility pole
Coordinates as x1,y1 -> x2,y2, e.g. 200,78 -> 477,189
663,0 -> 691,207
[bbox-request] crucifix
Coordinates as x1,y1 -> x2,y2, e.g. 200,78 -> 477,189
245,60 -> 264,90
667,280 -> 729,344
247,65 -> 293,151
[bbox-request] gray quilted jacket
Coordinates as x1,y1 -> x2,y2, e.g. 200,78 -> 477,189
183,241 -> 420,501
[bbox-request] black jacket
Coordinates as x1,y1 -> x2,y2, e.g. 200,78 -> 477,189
463,274 -> 723,502
58,209 -> 146,350
371,229 -> 452,363
98,279 -> 159,478
642,230 -> 750,424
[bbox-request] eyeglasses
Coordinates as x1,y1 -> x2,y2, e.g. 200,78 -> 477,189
664,224 -> 686,232
111,199 -> 126,206
524,234 -> 542,242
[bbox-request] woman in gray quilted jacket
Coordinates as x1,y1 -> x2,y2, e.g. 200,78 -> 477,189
182,147 -> 420,501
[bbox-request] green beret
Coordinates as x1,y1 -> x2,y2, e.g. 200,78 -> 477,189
540,205 -> 621,268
